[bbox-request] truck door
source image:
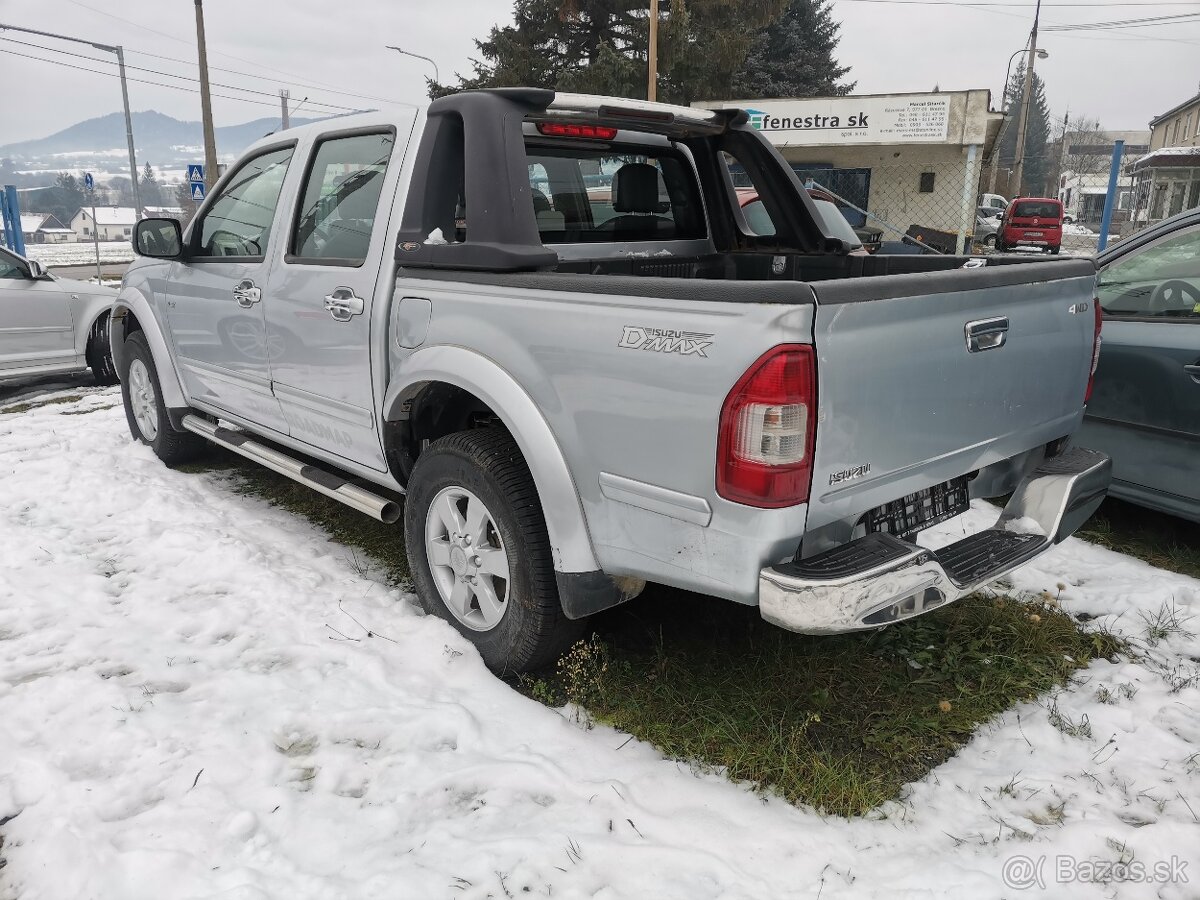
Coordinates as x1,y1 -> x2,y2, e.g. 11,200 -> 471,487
161,144 -> 295,434
260,126 -> 408,469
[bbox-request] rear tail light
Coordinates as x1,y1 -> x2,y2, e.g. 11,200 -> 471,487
717,345 -> 817,508
1084,297 -> 1103,403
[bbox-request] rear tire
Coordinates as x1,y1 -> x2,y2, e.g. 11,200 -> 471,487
86,312 -> 119,385
404,428 -> 582,674
1049,246 -> 1061,255
120,331 -> 206,465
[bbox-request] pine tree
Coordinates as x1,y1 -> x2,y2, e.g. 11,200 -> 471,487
140,163 -> 163,207
434,0 -> 796,105
729,0 -> 854,99
998,71 -> 1051,196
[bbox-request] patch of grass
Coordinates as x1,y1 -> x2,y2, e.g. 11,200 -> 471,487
0,393 -> 84,415
173,449 -> 1126,816
178,447 -> 409,585
1078,498 -> 1200,580
525,588 -> 1124,817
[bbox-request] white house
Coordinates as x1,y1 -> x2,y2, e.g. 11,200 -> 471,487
0,213 -> 74,245
70,206 -> 138,242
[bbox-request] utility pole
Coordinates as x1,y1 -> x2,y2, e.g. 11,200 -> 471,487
0,23 -> 140,218
1011,0 -> 1043,197
647,0 -> 659,102
194,0 -> 219,190
280,89 -> 290,129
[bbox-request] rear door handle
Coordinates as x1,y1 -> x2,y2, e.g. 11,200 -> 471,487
1185,364 -> 1200,380
233,279 -> 261,308
324,287 -> 364,322
965,316 -> 1009,352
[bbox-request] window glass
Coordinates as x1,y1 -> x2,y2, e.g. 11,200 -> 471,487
195,146 -> 293,258
292,132 -> 394,262
0,248 -> 27,279
523,143 -> 705,244
741,200 -> 776,236
1098,225 -> 1200,318
1011,200 -> 1061,218
810,198 -> 863,248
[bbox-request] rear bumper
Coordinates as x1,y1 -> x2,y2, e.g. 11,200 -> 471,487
759,448 -> 1111,634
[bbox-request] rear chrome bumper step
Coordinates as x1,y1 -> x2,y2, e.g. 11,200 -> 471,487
180,414 -> 401,524
759,447 -> 1111,634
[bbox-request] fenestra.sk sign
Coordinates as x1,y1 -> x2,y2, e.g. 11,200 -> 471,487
739,94 -> 951,146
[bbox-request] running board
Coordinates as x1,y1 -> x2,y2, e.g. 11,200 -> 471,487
180,414 -> 401,524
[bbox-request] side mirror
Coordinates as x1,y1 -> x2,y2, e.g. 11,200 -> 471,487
27,260 -> 49,280
135,218 -> 185,259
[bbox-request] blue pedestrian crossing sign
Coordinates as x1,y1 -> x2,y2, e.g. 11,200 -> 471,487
187,164 -> 205,182
83,172 -> 94,192
190,182 -> 206,201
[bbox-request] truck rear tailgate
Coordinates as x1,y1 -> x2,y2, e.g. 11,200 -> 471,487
804,259 -> 1097,536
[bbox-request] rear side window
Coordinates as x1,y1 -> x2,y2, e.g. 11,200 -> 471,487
291,131 -> 394,264
195,146 -> 293,259
1012,201 -> 1061,218
524,143 -> 705,244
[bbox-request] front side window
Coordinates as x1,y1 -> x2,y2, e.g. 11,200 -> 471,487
195,146 -> 294,259
0,248 -> 27,279
291,132 -> 394,263
524,143 -> 705,244
1099,224 -> 1200,318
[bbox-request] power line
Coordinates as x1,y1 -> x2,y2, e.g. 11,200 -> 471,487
59,0 -> 394,103
1044,11 -> 1200,28
3,47 -> 291,111
0,36 -> 357,112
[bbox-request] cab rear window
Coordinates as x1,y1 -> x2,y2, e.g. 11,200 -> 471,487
524,142 -> 706,244
1012,201 -> 1061,218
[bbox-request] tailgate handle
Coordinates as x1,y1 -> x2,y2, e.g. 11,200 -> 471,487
965,316 -> 1009,353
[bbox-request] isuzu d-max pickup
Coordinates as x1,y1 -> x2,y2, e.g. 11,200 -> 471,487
113,89 -> 1110,672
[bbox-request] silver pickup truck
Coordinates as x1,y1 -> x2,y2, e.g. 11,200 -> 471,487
114,89 -> 1110,672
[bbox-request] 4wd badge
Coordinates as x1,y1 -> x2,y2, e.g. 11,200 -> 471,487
618,326 -> 713,357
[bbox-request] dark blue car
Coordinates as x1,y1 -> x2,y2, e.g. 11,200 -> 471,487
1074,207 -> 1200,523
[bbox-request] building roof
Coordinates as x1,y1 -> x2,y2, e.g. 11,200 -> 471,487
77,206 -> 138,226
1132,145 -> 1200,171
1149,92 -> 1200,127
142,206 -> 185,218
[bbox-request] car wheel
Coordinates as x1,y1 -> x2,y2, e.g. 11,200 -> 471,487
120,331 -> 206,465
1049,246 -> 1060,255
404,427 -> 583,674
983,234 -> 996,249
86,312 -> 119,385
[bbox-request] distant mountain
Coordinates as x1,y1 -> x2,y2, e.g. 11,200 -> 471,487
0,110 -> 325,181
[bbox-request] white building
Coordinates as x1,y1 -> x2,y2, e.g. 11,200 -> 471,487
694,90 -> 1004,252
1056,130 -> 1150,228
70,206 -> 138,242
0,213 -> 74,245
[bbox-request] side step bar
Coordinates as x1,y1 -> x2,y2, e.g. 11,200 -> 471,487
180,414 -> 401,524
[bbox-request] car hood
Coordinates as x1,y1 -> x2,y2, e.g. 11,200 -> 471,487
48,274 -> 119,296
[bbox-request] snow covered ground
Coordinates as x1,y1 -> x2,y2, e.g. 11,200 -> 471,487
1,391 -> 1197,899
25,241 -> 135,269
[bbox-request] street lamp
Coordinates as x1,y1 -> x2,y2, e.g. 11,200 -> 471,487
0,22 -> 141,218
386,46 -> 440,85
1003,47 -> 1048,110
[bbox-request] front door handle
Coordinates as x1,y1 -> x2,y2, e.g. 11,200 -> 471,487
233,279 -> 261,308
965,316 -> 1009,352
324,287 -> 364,323
1185,364 -> 1200,380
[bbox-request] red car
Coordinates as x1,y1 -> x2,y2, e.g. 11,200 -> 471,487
998,197 -> 1064,254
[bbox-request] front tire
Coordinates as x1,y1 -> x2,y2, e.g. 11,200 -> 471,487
404,428 -> 582,674
120,331 -> 206,465
86,312 -> 119,385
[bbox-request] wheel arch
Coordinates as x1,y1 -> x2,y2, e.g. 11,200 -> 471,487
110,289 -> 187,409
383,345 -> 599,575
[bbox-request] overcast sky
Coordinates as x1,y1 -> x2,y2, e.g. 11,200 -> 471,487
2,0 -> 1198,147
